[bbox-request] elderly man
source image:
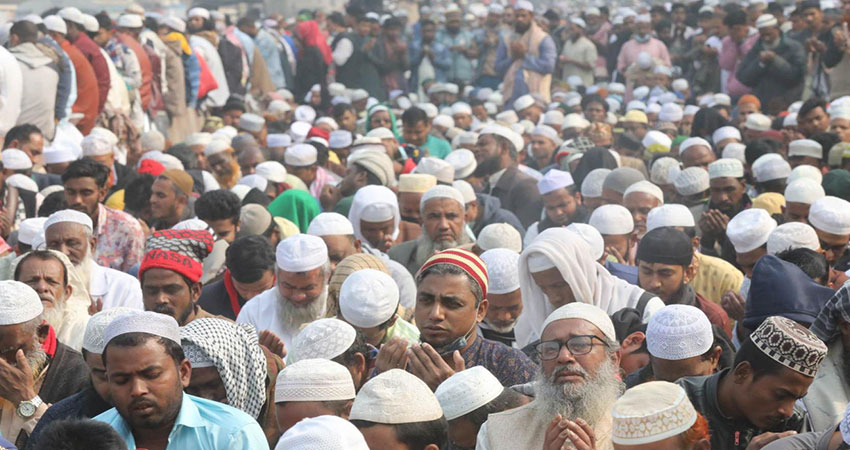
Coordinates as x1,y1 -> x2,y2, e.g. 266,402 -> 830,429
204,139 -> 241,189
150,170 -> 195,230
237,234 -> 330,351
479,249 -> 523,347
93,311 -> 270,449
808,196 -> 850,268
493,1 -> 556,106
198,235 -> 276,320
0,281 -> 90,447
43,210 -> 143,311
524,169 -> 588,245
274,358 -> 355,434
694,159 -> 751,263
478,303 -> 625,450
389,185 -> 475,276
62,159 -> 145,271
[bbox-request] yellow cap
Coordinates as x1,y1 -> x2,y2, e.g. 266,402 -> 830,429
622,110 -> 649,124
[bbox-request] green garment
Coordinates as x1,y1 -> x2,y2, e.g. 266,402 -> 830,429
267,189 -> 320,233
332,195 -> 354,216
382,317 -> 421,346
400,135 -> 452,159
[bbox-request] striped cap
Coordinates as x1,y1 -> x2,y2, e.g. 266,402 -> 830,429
418,249 -> 489,299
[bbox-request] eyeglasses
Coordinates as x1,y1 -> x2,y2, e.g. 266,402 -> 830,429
535,335 -> 609,361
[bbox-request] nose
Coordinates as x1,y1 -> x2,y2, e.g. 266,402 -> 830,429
130,378 -> 149,397
556,345 -> 577,364
427,303 -> 445,322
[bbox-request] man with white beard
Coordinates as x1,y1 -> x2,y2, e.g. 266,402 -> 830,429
42,210 -> 143,311
476,303 -> 625,450
236,234 -> 331,351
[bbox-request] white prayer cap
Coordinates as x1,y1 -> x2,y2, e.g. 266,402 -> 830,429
421,185 -> 465,209
307,212 -> 354,237
275,415 -> 368,450
543,110 -> 565,127
650,157 -> 681,185
445,83 -> 459,95
44,144 -> 76,165
495,110 -> 519,124
329,131 -> 353,149
678,137 -> 712,155
752,153 -> 791,182
756,13 -> 778,28
0,281 -> 43,325
1,149 -> 31,170
531,125 -> 562,146
626,100 -> 647,112
477,223 -> 522,254
216,125 -> 238,139
564,113 -> 591,129
79,14 -> 98,33
513,94 -> 537,112
809,196 -> 850,235
726,208 -> 777,253
16,217 -> 46,246
117,13 -> 143,28
451,102 -> 472,116
784,113 -> 798,127
365,127 -> 395,140
480,249 -> 520,294
646,204 -> 696,232
566,223 -> 605,261
204,138 -> 230,157
745,113 -> 772,131
452,180 -> 476,205
418,103 -> 439,119
350,89 -> 369,102
351,369 -> 443,423
641,130 -> 672,151
292,318 -> 356,363
81,134 -> 115,157
58,6 -> 84,24
542,303 -> 616,342
82,307 -> 140,354
658,103 -> 683,122
276,234 -> 328,273
445,149 -> 477,179
674,167 -> 709,196
788,139 -> 823,159
713,93 -> 732,107
683,105 -> 700,116
633,85 -> 651,100
672,78 -> 689,92
275,359 -> 356,403
514,0 -> 534,12
708,158 -> 744,179
328,82 -> 346,97
44,209 -> 92,233
266,133 -> 291,149
767,222 -> 820,255
537,169 -> 574,195
43,15 -> 67,34
712,126 -> 742,145
6,174 -> 35,193
255,161 -> 287,184
611,381 -> 698,446
436,366 -> 504,421
294,105 -> 317,124
581,168 -> 612,198
624,180 -> 664,204
722,143 -> 747,164
788,165 -> 823,184
570,17 -> 587,29
156,154 -> 184,171
785,179 -> 825,205
161,16 -> 186,33
432,114 -> 455,130
414,157 -> 455,184
647,305 -> 713,360
340,269 -> 399,328
284,144 -> 318,167
590,204 -> 635,235
103,311 -> 180,347
23,14 -> 43,25
188,7 -> 210,19
238,113 -> 266,133
237,174 -> 267,191
289,122 -> 312,142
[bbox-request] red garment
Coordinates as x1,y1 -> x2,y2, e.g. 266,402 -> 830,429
195,51 -> 218,100
307,126 -> 329,140
41,324 -> 57,359
61,40 -> 99,135
138,159 -> 165,176
296,21 -> 332,65
694,292 -> 732,338
72,32 -> 110,113
223,270 -> 242,317
116,32 -> 153,111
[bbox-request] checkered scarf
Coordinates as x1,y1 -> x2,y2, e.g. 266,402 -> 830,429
810,284 -> 850,344
181,318 -> 267,418
139,229 -> 214,282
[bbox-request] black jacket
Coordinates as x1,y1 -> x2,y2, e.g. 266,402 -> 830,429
472,193 -> 525,237
488,165 -> 543,229
736,35 -> 806,114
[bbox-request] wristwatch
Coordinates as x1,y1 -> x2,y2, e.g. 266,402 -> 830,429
16,395 -> 42,419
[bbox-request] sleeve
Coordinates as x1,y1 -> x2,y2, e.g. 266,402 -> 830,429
583,40 -> 598,66
494,39 -> 512,76
734,45 -> 764,88
185,52 -> 201,108
433,43 -> 452,71
522,35 -> 556,74
89,48 -> 111,113
717,38 -> 737,71
769,42 -> 806,85
227,422 -> 271,450
332,37 -> 354,66
823,28 -> 844,68
475,421 -> 492,450
54,50 -> 73,120
122,47 -> 143,90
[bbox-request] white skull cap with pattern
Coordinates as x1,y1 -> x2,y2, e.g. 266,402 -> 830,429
415,157 -> 455,184
767,222 -> 820,255
612,381 -> 698,445
581,168 -> 612,198
809,196 -> 850,235
17,217 -> 47,246
721,143 -> 747,164
275,359 -> 356,403
566,223 -> 605,261
787,164 -> 823,185
745,113 -> 772,131
307,212 -> 354,237
436,366 -> 504,420
589,204 -> 634,235
274,415 -> 369,450
83,307 -> 145,354
647,305 -> 713,360
785,179 -> 825,205
350,369 -> 443,423
0,281 -> 43,325
726,208 -> 777,253
480,248 -> 520,294
650,157 -> 680,185
103,311 -> 180,347
674,167 -> 709,196
275,234 -> 328,272
646,204 -> 696,232
421,185 -> 465,209
750,316 -> 827,378
1,149 -> 32,170
543,110 -> 565,126
44,209 -> 93,233
542,303 -> 616,342
624,180 -> 664,204
339,269 -> 399,328
537,169 -> 574,195
477,223 -> 522,253
292,318 -> 357,363
708,158 -> 744,179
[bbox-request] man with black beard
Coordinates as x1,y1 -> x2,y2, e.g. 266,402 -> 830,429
476,303 -> 624,450
808,283 -> 850,431
472,125 -> 543,228
693,158 -> 751,265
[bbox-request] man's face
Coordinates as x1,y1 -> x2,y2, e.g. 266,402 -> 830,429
369,111 -> 393,130
637,261 -> 687,303
518,106 -> 541,124
621,122 -> 648,140
402,120 -> 429,147
736,247 -> 767,278
530,136 -> 557,167
453,113 -> 472,131
142,268 -> 199,326
84,352 -> 111,403
398,192 -> 424,224
221,109 -> 243,127
543,188 -> 581,226
799,106 -> 829,137
759,26 -> 780,44
635,21 -> 652,36
803,7 -> 823,29
672,8 -> 687,24
338,165 -> 365,197
149,179 -> 181,221
207,152 -> 235,178
514,9 -> 532,33
709,177 -> 746,216
338,110 -> 357,132
473,134 -> 504,176
832,118 -> 850,142
422,23 -> 436,42
45,223 -> 91,266
624,192 -> 661,236
64,176 -> 106,218
531,267 -> 575,307
320,235 -> 359,272
188,145 -> 207,170
422,199 -> 465,249
104,339 -> 190,431
231,270 -> 275,302
416,272 -> 485,348
584,102 -> 606,123
359,218 -> 396,252
503,8 -> 515,25
682,145 -> 716,170
276,401 -> 342,434
484,289 -> 522,332
738,102 -> 759,125
733,365 -> 813,429
277,267 -> 325,307
788,155 -> 821,169
17,133 -> 44,167
815,228 -> 850,266
783,201 -> 810,224
600,188 -> 624,206
0,321 -> 42,367
540,318 -> 615,389
16,257 -> 70,310
187,16 -> 204,32
446,14 -> 462,32
358,423 -> 413,450
185,366 -> 227,404
650,353 -> 718,383
603,234 -> 631,262
202,218 -> 238,243
238,148 -> 264,176
729,24 -> 749,43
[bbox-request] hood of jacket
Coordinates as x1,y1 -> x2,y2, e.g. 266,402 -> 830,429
11,42 -> 55,69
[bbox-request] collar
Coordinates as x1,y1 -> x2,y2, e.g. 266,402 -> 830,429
88,262 -> 108,296
96,203 -> 107,234
488,167 -> 508,189
670,284 -> 697,306
706,368 -> 736,421
172,394 -> 206,430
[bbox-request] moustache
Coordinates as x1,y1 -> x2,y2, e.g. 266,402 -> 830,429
129,398 -> 157,411
550,363 -> 588,381
152,304 -> 175,316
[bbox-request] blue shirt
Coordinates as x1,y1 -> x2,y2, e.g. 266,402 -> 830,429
94,394 -> 269,450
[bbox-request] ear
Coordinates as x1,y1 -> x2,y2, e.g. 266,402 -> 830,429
178,358 -> 192,388
37,323 -> 50,344
620,331 -> 646,353
477,298 -> 489,322
64,283 -> 73,300
190,282 -> 203,301
693,439 -> 711,450
691,236 -> 701,250
731,361 -> 752,385
708,345 -> 723,369
98,185 -> 108,203
354,239 -> 362,252
683,262 -> 698,283
341,399 -> 354,419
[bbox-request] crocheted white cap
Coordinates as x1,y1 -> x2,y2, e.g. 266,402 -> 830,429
435,366 -> 504,420
307,212 -> 354,237
566,223 -> 605,261
350,369 -> 443,423
647,305 -> 713,360
726,208 -> 777,253
708,158 -> 744,179
292,318 -> 357,363
82,307 -> 140,354
612,381 -> 698,445
581,168 -> 612,198
0,281 -> 43,325
103,311 -> 180,348
542,303 -> 616,342
480,248 -> 520,294
274,359 -> 356,402
589,204 -> 635,235
646,204 -> 696,232
275,234 -> 328,272
767,222 -> 820,255
339,269 -> 399,328
784,179 -> 825,205
809,196 -> 850,235
477,223 -> 522,253
274,415 -> 369,450
673,167 -> 709,196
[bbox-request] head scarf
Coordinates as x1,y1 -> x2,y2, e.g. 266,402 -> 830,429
348,185 -> 400,253
267,189 -> 321,233
515,228 -> 662,347
811,284 -> 850,343
296,20 -> 332,65
366,104 -> 401,139
180,319 -> 267,418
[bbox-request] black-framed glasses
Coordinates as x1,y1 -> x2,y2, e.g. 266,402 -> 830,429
535,335 -> 609,361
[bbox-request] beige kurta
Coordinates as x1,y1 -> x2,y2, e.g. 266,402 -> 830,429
802,340 -> 850,432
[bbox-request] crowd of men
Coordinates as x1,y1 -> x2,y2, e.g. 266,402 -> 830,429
5,0 -> 850,449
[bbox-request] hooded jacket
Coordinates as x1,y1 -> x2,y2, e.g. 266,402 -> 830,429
11,42 -> 59,139
471,193 -> 525,237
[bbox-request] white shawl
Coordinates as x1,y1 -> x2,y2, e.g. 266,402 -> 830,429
348,185 -> 401,245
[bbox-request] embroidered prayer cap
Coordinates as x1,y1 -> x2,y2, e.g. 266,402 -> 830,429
712,126 -> 742,145
418,249 -> 489,300
1,149 -> 32,170
603,167 -> 646,195
566,223 -> 605,261
103,311 -> 181,348
328,253 -> 390,305
785,179 -> 825,205
750,316 -> 827,378
536,169 -> 574,196
788,165 -> 823,185
611,381 -> 698,445
589,204 -> 634,235
83,307 -> 139,354
414,157 -> 455,184
420,185 -> 465,209
44,209 -> 93,233
646,305 -> 713,360
275,415 -> 368,450
674,167 -> 709,196
350,369 -> 443,423
140,229 -> 214,283
650,157 -> 680,185
339,269 -> 399,328
726,208 -> 777,253
809,196 -> 850,235
275,234 -> 328,273
480,248 -> 520,295
679,137 -> 712,156
542,303 -> 616,342
708,158 -> 744,179
624,180 -> 664,204
275,359 -> 356,403
581,168 -> 612,198
238,113 -> 265,133
0,281 -> 43,325
477,223 -> 522,253
284,144 -> 318,167
756,13 -> 779,28
767,222 -> 820,255
722,143 -> 747,164
479,124 -> 524,154
307,212 -> 354,237
788,139 -> 823,159
755,155 -> 792,183
398,174 -> 437,194
292,318 -> 357,363
435,366 -> 504,421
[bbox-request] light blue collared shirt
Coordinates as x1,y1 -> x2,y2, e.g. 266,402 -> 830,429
94,393 -> 269,450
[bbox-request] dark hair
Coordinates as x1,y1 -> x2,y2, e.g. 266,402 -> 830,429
242,188 -> 272,206
733,335 -> 788,381
195,190 -> 242,224
236,17 -> 255,28
776,248 -> 830,284
757,179 -> 786,194
353,163 -> 383,186
767,2 -> 784,14
543,9 -> 560,21
581,94 -> 608,112
724,9 -> 748,26
465,388 -> 527,427
14,250 -> 68,286
810,132 -> 841,157
402,107 -> 429,127
671,3 -> 687,12
650,5 -> 668,15
225,235 -> 275,283
352,418 -> 448,450
10,20 -> 38,43
333,328 -> 370,367
420,18 -> 436,27
655,19 -> 672,34
332,103 -> 356,120
102,332 -> 186,368
691,108 -> 729,139
744,139 -> 780,167
166,143 -> 198,170
38,191 -> 68,217
62,158 -> 110,187
328,11 -> 346,26
798,98 -> 827,119
30,419 -> 126,450
310,141 -> 330,167
124,173 -> 155,214
94,12 -> 111,29
571,147 -> 618,189
382,17 -> 402,29
3,123 -> 42,148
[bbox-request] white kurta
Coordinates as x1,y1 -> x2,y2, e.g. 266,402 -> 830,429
89,263 -> 144,310
235,287 -> 300,350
